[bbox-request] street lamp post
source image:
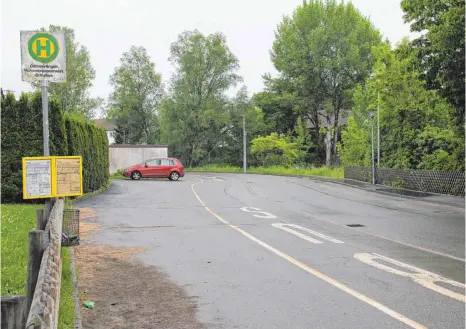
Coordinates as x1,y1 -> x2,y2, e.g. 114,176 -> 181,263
369,110 -> 375,185
242,115 -> 247,173
377,91 -> 380,166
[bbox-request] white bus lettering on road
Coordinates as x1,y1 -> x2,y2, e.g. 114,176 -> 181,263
240,207 -> 277,219
272,223 -> 345,244
354,253 -> 465,302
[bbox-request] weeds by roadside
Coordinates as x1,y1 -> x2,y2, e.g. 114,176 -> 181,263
110,170 -> 125,179
58,247 -> 74,329
186,165 -> 344,179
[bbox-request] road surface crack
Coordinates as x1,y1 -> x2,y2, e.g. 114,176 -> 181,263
223,186 -> 247,205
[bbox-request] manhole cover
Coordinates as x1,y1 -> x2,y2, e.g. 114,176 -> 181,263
347,224 -> 365,227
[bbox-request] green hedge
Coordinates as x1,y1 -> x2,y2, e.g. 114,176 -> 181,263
65,115 -> 109,193
1,91 -> 109,203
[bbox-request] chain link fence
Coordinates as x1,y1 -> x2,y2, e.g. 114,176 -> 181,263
344,166 -> 465,196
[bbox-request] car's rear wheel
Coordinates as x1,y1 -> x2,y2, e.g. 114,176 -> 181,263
131,171 -> 141,180
169,171 -> 179,181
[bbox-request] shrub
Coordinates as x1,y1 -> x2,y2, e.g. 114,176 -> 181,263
65,114 -> 109,193
1,92 -> 109,202
251,133 -> 305,167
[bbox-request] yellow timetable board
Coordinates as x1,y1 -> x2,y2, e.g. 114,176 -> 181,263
22,157 -> 54,199
22,156 -> 83,199
55,156 -> 83,197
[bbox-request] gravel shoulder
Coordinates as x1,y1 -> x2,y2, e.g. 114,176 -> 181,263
75,207 -> 203,329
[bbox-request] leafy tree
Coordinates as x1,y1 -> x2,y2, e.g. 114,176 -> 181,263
108,46 -> 164,144
252,75 -> 298,136
401,0 -> 465,135
337,116 -> 370,166
39,25 -> 102,119
113,124 -> 127,144
271,0 -> 381,165
159,30 -> 242,166
339,42 -> 463,171
294,116 -> 312,164
211,86 -> 267,166
251,133 -> 304,167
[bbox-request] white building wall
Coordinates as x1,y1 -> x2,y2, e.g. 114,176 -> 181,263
109,145 -> 168,174
107,130 -> 115,145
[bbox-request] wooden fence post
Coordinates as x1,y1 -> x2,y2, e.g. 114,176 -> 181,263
26,230 -> 45,314
44,198 -> 58,220
36,209 -> 46,231
44,201 -> 51,221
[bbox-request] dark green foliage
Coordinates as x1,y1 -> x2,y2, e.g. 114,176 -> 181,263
1,94 -> 22,202
269,0 -> 382,166
23,92 -> 43,158
338,43 -> 464,171
159,30 -> 242,167
113,124 -> 127,144
401,0 -> 465,136
1,92 -> 109,203
65,114 -> 109,193
50,98 -> 68,156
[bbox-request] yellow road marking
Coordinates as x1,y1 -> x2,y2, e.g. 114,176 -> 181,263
191,179 -> 427,329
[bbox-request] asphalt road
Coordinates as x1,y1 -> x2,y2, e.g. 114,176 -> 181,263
77,173 -> 465,329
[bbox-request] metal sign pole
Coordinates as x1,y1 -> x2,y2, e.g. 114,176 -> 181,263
41,79 -> 53,216
41,79 -> 50,156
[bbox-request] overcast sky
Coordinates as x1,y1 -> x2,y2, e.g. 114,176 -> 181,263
2,0 -> 413,115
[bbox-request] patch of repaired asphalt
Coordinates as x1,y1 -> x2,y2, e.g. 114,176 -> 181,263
76,208 -> 203,329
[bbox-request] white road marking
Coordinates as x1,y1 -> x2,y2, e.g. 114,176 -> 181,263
203,176 -> 224,181
366,232 -> 465,263
240,206 -> 277,219
272,223 -> 345,244
191,179 -> 427,329
272,223 -> 323,243
354,252 -> 465,302
301,211 -> 465,262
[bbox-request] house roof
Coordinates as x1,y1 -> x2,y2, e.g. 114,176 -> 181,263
94,119 -> 116,131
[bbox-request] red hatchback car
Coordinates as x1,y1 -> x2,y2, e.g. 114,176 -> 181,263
123,157 -> 185,181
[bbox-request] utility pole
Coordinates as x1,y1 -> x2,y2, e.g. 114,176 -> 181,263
242,115 -> 247,173
377,91 -> 380,166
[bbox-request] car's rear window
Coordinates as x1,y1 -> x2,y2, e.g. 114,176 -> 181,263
161,159 -> 174,166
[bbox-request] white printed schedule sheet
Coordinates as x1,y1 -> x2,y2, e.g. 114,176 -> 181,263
24,159 -> 52,197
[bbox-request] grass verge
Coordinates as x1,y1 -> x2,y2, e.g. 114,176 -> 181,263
1,204 -> 37,295
186,165 -> 344,179
1,202 -> 75,328
58,247 -> 74,329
